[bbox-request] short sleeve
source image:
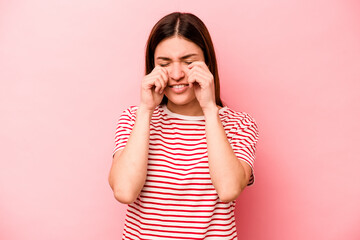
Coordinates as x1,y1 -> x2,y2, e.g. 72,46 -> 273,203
112,106 -> 138,157
230,113 -> 259,186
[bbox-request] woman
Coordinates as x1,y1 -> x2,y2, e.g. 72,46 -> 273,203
109,12 -> 259,239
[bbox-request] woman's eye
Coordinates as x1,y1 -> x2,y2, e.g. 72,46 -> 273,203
185,61 -> 192,65
159,63 -> 169,67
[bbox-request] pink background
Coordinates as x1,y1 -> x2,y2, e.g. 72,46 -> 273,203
1,0 -> 360,239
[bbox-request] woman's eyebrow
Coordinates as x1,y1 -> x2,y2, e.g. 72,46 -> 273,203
180,53 -> 198,59
156,53 -> 198,61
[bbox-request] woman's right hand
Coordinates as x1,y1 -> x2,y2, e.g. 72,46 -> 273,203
140,66 -> 168,111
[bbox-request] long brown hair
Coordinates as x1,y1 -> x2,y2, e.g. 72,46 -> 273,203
145,12 -> 223,107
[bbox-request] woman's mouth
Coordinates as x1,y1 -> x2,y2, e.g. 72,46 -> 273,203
169,84 -> 189,93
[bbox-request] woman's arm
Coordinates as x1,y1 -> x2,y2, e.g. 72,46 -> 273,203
187,61 -> 255,203
204,107 -> 253,203
108,66 -> 168,204
108,107 -> 152,204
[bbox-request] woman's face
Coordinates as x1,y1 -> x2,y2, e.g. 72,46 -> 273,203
154,36 -> 205,109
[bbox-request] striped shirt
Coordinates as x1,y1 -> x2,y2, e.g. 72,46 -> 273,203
113,104 -> 259,239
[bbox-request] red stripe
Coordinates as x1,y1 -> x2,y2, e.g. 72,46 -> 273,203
146,174 -> 211,181
143,184 -> 214,192
150,132 -> 206,141
126,214 -> 236,230
149,142 -> 207,151
150,123 -> 205,131
148,157 -> 208,167
149,128 -> 205,136
146,179 -> 213,186
132,201 -> 232,213
141,190 -> 217,198
146,168 -> 209,177
127,207 -> 234,223
137,195 -> 219,202
149,136 -> 205,146
148,163 -> 209,171
124,220 -> 237,238
124,223 -> 205,240
140,195 -> 218,202
149,147 -> 207,157
136,199 -> 222,209
148,153 -> 207,162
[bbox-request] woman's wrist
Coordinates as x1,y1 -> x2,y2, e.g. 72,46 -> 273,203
203,104 -> 219,119
137,105 -> 154,118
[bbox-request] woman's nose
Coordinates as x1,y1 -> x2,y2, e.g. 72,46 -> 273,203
169,63 -> 186,80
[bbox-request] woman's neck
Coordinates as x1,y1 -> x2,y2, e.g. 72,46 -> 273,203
166,100 -> 204,116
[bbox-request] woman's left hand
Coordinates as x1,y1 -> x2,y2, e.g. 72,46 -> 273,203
187,61 -> 217,111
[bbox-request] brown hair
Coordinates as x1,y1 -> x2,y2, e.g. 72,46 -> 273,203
145,12 -> 224,107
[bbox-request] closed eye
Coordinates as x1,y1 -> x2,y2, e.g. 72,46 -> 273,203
159,61 -> 192,67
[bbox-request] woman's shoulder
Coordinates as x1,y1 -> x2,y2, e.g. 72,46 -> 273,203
120,105 -> 139,116
220,106 -> 257,128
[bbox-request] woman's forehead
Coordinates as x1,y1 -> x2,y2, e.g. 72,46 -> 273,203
154,36 -> 203,59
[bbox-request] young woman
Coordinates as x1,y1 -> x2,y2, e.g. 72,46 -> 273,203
109,12 -> 259,239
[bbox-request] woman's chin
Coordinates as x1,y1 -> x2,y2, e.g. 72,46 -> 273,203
164,89 -> 197,106
165,95 -> 192,106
